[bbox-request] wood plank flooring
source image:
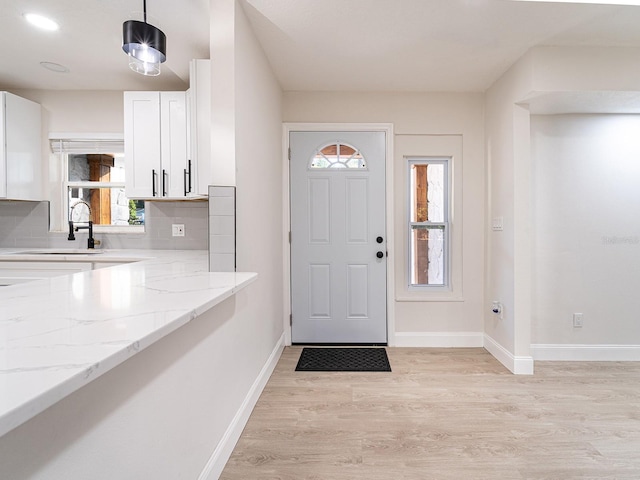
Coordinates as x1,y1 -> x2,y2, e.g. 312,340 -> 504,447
220,347 -> 640,479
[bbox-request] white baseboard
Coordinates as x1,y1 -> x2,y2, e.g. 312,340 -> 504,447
483,334 -> 534,375
198,333 -> 285,480
532,344 -> 640,361
394,331 -> 484,348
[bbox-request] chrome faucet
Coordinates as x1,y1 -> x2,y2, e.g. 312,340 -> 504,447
68,200 -> 95,249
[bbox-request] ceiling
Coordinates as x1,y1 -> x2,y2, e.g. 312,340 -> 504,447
1,0 -> 640,93
0,0 -> 209,91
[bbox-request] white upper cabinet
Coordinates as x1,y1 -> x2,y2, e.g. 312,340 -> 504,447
124,59 -> 210,200
0,92 -> 43,201
160,92 -> 189,198
188,59 -> 211,197
124,91 -> 188,199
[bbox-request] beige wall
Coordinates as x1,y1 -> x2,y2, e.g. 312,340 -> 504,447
283,92 -> 485,342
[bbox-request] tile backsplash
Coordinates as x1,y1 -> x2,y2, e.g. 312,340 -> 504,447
208,186 -> 236,272
0,200 -> 208,250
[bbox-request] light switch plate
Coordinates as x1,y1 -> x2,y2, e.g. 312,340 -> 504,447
172,224 -> 185,237
492,216 -> 504,231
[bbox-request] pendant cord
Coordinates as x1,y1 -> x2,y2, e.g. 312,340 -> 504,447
143,0 -> 147,23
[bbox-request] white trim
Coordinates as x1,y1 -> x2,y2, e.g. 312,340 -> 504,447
395,295 -> 464,302
93,225 -> 144,234
394,331 -> 483,347
49,132 -> 124,140
394,135 -> 464,304
407,157 -> 450,289
282,127 -> 292,346
198,333 -> 285,480
282,123 -> 395,346
483,334 -> 534,375
67,181 -> 125,188
532,344 -> 640,361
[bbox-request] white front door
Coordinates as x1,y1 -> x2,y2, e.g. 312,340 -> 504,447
290,131 -> 387,344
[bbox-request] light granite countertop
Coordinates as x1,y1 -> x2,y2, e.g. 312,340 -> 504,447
0,249 -> 257,438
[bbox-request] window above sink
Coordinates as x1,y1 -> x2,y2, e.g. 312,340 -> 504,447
49,135 -> 145,233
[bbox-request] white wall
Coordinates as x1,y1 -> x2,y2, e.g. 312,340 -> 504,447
484,46 -> 640,370
232,0 -> 284,389
11,89 -> 124,133
530,46 -> 640,94
0,295 -> 279,480
0,1 -> 285,478
283,92 -> 485,344
484,52 -> 535,367
210,0 -> 237,186
5,90 -> 124,214
531,114 -> 640,346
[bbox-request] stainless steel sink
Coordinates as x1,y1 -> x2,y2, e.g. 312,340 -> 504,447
13,249 -> 105,255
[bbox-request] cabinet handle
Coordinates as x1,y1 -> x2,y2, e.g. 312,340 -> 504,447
162,169 -> 167,196
184,168 -> 188,196
152,169 -> 158,197
188,159 -> 192,193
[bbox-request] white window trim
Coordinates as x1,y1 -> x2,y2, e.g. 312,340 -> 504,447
394,134 -> 463,303
407,157 -> 451,290
49,133 -> 144,234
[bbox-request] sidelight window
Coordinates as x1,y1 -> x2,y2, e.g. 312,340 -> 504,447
408,158 -> 449,287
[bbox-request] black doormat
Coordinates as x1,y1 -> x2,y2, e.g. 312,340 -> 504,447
295,347 -> 391,372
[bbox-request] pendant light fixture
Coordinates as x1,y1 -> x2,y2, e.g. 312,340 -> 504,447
122,0 -> 166,76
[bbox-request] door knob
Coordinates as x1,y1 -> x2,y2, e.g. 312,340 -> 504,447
376,236 -> 383,244
376,251 -> 384,259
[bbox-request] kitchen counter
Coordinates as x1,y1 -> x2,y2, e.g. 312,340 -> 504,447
0,249 -> 257,438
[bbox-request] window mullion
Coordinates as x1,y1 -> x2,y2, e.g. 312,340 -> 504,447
67,181 -> 125,189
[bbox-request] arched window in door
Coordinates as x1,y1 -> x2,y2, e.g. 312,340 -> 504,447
310,142 -> 367,169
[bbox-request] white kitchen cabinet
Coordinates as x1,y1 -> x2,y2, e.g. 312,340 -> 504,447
124,91 -> 189,199
0,92 -> 43,201
188,59 -> 211,196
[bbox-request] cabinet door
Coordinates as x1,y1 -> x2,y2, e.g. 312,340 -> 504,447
1,92 -> 42,200
0,93 -> 5,198
124,91 -> 161,198
160,92 -> 188,198
189,59 -> 211,196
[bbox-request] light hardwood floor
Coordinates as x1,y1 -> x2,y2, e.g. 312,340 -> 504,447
220,347 -> 640,479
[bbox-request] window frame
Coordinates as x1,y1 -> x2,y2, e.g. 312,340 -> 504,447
50,134 -> 144,234
309,142 -> 368,170
407,156 -> 451,290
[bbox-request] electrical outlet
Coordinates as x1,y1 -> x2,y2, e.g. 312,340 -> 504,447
492,216 -> 504,231
491,301 -> 503,319
573,313 -> 583,328
172,224 -> 185,237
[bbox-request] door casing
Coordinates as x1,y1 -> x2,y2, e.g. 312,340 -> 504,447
282,123 -> 395,346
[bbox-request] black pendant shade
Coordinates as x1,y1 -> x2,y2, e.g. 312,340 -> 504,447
121,2 -> 167,76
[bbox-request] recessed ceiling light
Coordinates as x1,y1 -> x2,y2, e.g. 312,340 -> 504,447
24,13 -> 59,31
40,62 -> 69,73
